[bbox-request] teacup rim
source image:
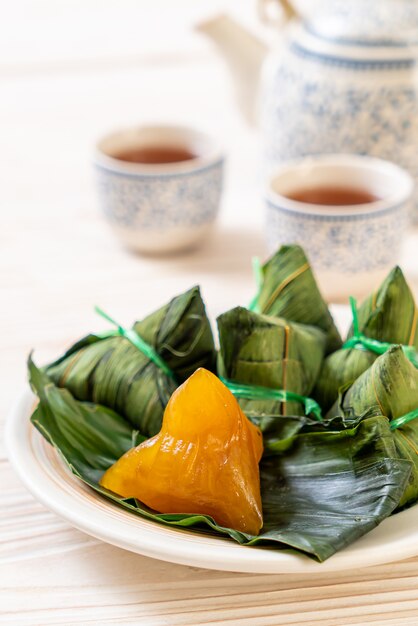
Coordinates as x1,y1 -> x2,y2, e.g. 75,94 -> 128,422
266,154 -> 414,217
94,124 -> 224,176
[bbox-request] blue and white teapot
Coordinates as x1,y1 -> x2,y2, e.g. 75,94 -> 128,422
198,0 -> 418,219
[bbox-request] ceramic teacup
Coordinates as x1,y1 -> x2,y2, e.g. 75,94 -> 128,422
265,154 -> 413,302
95,125 -> 224,254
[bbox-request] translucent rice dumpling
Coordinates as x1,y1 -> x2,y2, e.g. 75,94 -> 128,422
253,245 -> 341,354
217,306 -> 325,425
100,368 -> 264,535
327,346 -> 418,508
47,286 -> 215,437
314,267 -> 418,411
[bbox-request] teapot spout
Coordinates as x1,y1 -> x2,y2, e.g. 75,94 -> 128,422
196,14 -> 269,125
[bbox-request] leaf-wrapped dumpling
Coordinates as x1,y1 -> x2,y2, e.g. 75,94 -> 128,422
254,245 -> 341,354
314,267 -> 418,411
217,306 -> 326,431
46,286 -> 215,437
28,357 -> 411,562
327,346 -> 418,508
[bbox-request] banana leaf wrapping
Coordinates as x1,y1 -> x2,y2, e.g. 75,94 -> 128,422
327,346 -> 418,508
217,307 -> 326,435
314,267 -> 418,411
29,358 -> 411,563
46,286 -> 215,437
253,245 -> 342,354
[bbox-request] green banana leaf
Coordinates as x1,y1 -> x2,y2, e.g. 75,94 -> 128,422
314,267 -> 418,411
254,245 -> 342,354
327,346 -> 418,507
217,306 -> 325,422
28,358 -> 411,562
46,286 -> 215,437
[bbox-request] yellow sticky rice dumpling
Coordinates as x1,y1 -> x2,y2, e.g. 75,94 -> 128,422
100,368 -> 263,535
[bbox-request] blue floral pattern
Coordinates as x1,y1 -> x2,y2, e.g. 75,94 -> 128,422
266,200 -> 408,273
95,160 -> 223,231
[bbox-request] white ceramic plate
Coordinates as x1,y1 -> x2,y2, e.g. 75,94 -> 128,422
5,306 -> 418,573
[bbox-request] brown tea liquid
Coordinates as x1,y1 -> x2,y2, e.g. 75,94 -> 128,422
286,186 -> 379,206
114,145 -> 197,164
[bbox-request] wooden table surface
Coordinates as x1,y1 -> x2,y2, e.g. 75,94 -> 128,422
2,2 -> 418,624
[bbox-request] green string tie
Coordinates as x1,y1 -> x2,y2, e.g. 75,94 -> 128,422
94,306 -> 176,380
248,257 -> 262,313
390,407 -> 418,431
343,297 -> 418,368
220,377 -> 323,421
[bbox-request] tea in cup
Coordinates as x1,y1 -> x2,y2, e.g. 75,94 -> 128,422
265,154 -> 413,301
95,125 -> 224,254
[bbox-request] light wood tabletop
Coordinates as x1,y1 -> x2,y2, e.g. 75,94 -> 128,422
2,2 -> 418,624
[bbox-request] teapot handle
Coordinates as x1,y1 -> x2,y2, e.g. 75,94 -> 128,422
258,0 -> 298,26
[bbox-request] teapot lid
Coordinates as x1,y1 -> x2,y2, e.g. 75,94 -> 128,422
305,0 -> 418,46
